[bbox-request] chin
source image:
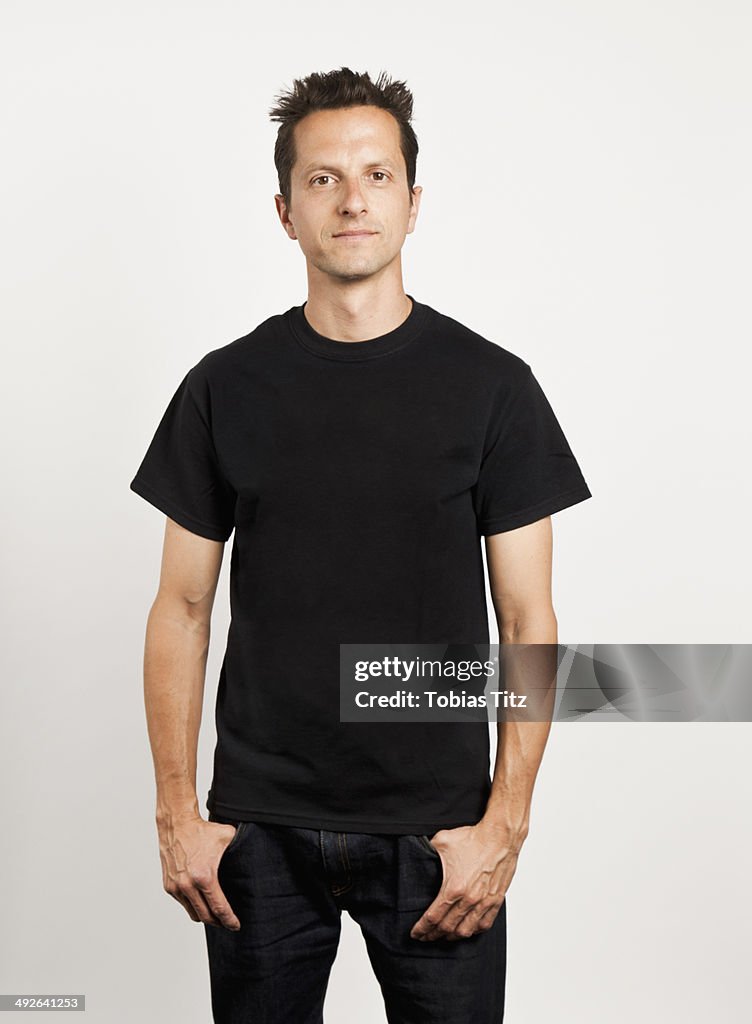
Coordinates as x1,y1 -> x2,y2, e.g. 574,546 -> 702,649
319,260 -> 380,281
335,270 -> 376,282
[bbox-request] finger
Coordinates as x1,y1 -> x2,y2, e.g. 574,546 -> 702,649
418,894 -> 492,941
195,878 -> 241,931
409,893 -> 460,940
441,899 -> 503,941
168,889 -> 201,923
445,903 -> 493,939
477,901 -> 502,931
179,882 -> 225,927
412,898 -> 470,941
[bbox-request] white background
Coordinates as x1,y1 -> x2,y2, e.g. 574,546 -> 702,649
1,0 -> 750,1020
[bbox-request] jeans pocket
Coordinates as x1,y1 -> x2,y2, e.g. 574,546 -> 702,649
418,834 -> 440,858
223,820 -> 250,855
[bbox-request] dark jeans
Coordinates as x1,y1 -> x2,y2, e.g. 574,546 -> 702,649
205,813 -> 507,1023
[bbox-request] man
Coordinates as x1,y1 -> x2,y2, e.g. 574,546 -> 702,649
130,66 -> 592,1023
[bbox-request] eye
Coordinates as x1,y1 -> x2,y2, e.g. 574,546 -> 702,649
310,171 -> 390,186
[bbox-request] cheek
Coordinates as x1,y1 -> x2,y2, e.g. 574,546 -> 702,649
296,222 -> 321,248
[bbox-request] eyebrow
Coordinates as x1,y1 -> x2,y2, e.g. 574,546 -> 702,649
299,159 -> 398,176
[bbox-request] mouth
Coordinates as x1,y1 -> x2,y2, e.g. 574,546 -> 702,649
333,231 -> 377,239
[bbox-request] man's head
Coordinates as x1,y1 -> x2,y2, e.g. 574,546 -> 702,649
269,67 -> 422,283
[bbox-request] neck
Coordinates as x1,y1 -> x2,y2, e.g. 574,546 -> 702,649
302,274 -> 412,343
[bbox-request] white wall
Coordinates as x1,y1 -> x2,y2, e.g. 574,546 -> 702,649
1,1 -> 750,1020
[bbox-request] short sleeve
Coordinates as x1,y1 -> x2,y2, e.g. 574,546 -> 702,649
129,367 -> 236,542
473,364 -> 592,536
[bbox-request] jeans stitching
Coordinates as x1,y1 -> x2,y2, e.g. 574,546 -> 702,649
331,833 -> 353,895
340,833 -> 352,875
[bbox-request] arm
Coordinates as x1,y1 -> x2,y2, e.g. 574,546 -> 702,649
479,515 -> 557,848
142,516 -> 241,930
146,516 -> 222,825
410,516 -> 557,943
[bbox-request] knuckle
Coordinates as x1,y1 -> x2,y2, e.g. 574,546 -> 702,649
206,895 -> 228,917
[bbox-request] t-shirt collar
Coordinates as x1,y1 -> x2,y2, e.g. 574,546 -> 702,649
286,294 -> 427,361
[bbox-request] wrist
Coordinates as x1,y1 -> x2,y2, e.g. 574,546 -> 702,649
477,814 -> 529,851
155,800 -> 201,828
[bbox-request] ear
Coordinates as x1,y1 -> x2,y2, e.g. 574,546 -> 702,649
407,185 -> 423,234
274,193 -> 297,240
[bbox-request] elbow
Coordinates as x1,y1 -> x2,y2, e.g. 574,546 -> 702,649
499,610 -> 558,644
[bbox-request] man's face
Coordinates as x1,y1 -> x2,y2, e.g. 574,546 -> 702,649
275,105 -> 421,282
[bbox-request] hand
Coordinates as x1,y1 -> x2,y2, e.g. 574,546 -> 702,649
409,820 -> 522,942
157,815 -> 242,930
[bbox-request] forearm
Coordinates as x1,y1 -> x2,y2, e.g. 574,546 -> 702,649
480,615 -> 558,846
143,594 -> 210,826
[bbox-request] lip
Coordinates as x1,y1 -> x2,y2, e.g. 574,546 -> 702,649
333,231 -> 377,238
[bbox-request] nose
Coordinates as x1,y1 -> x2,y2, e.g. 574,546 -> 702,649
339,178 -> 367,217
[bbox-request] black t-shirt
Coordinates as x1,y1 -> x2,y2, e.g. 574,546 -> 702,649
130,296 -> 592,833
